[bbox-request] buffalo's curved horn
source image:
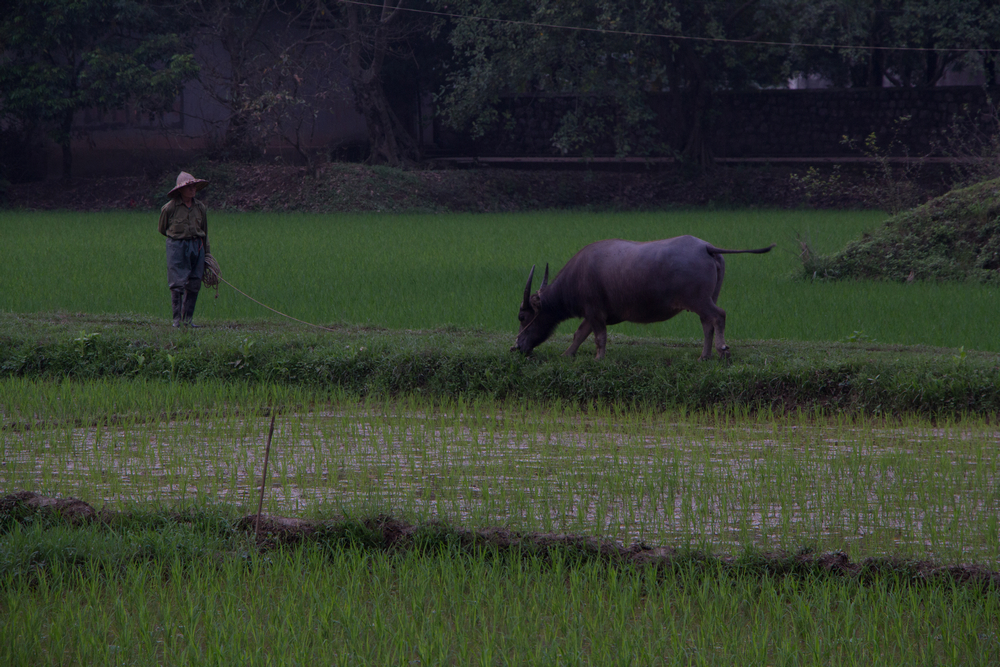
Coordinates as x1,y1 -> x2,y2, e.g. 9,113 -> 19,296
522,265 -> 536,307
541,263 -> 549,289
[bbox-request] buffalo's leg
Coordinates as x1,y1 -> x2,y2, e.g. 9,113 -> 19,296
699,317 -> 715,360
563,320 -> 594,357
714,308 -> 730,359
699,305 -> 729,360
592,322 -> 608,360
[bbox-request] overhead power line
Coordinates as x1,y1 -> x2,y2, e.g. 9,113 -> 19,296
336,0 -> 1000,54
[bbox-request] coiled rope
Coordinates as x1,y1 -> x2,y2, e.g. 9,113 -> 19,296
203,253 -> 222,292
201,253 -> 338,333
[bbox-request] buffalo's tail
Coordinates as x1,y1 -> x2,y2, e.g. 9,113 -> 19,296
707,243 -> 776,255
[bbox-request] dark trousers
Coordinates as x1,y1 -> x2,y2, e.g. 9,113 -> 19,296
166,237 -> 205,323
166,237 -> 205,292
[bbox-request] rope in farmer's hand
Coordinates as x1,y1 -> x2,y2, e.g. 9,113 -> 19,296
203,252 -> 221,297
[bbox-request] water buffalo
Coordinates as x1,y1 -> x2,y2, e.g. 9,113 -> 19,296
512,235 -> 775,360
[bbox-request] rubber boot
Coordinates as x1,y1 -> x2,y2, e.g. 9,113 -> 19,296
171,289 -> 184,327
182,289 -> 200,328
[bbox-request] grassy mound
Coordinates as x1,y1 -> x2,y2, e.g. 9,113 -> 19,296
803,178 -> 1000,283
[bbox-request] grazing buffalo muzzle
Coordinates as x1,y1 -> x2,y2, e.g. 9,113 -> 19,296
512,235 -> 775,360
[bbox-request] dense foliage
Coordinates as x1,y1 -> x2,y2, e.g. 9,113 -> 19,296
4,1 -> 997,176
0,0 -> 198,179
432,0 -> 1000,165
788,0 -> 1000,88
433,0 -> 793,165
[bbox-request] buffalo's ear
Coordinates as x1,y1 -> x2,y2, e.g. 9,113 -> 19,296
529,293 -> 541,310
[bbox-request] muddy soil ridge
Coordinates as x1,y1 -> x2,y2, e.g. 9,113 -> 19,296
1,490 -> 97,523
5,491 -> 999,591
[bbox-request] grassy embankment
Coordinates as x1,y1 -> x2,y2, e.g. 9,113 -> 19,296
1,208 -> 998,414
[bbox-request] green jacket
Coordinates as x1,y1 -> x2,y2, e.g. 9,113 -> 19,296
159,199 -> 210,252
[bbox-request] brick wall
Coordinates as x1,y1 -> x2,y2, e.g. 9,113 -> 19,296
435,86 -> 998,159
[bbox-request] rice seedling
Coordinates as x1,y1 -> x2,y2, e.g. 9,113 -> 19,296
4,376 -> 999,664
4,380 -> 998,564
2,526 -> 997,666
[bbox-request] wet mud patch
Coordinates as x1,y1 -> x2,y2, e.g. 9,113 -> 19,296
6,492 -> 999,593
0,490 -> 97,524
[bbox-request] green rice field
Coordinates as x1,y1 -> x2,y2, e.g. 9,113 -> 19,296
1,208 -> 998,351
4,378 -> 1000,564
3,208 -> 999,665
3,378 -> 1000,665
3,526 -> 996,666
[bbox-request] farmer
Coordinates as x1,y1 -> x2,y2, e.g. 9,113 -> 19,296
159,171 -> 210,327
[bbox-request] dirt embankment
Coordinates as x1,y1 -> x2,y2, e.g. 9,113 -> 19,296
4,491 -> 999,591
1,161 -> 955,213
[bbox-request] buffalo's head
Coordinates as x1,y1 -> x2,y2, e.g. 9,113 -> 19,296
511,263 -> 558,355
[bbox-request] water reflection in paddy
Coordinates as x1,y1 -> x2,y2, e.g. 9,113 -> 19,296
4,408 -> 999,564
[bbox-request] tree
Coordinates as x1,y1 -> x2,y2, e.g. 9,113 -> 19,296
171,0 -> 346,163
787,0 -> 1000,88
171,0 -> 274,161
433,0 -> 794,168
315,0 -> 430,166
173,0 -> 427,166
658,0 -> 794,166
0,0 -> 198,179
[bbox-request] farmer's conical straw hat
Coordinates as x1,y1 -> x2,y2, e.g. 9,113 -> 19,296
168,171 -> 209,198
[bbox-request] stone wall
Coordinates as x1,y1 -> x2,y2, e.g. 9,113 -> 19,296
435,86 -> 999,159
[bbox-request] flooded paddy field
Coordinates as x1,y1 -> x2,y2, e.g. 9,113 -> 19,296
5,393 -> 999,565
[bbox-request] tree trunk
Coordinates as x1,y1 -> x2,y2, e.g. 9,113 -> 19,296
221,42 -> 262,161
681,84 -> 714,169
867,46 -> 885,87
342,0 -> 418,166
678,43 -> 714,170
224,108 -> 262,162
353,80 -> 418,166
58,111 -> 74,180
866,10 -> 888,88
924,50 -> 938,87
